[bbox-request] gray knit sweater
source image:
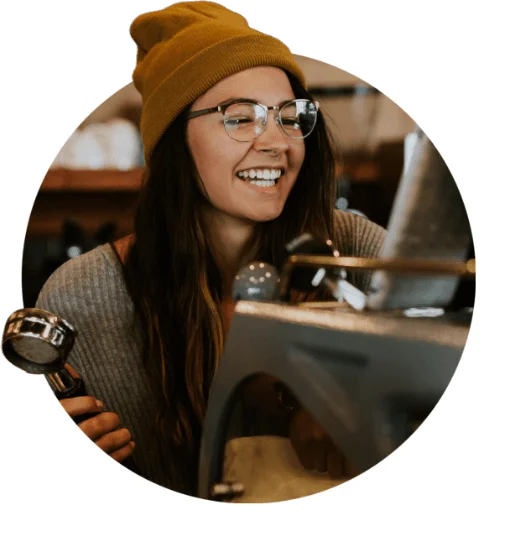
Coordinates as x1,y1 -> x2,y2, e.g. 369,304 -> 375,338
36,210 -> 386,490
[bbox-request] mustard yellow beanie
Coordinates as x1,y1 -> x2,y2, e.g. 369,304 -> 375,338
130,1 -> 306,165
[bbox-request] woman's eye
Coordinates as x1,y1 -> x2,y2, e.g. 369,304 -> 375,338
225,117 -> 253,126
282,118 -> 300,129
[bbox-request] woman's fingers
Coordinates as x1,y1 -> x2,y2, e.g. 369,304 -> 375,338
94,427 -> 133,455
60,396 -> 103,418
59,394 -> 135,463
290,408 -> 359,478
110,441 -> 136,463
78,411 -> 121,441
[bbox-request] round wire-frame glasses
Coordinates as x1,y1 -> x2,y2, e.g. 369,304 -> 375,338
187,98 -> 320,142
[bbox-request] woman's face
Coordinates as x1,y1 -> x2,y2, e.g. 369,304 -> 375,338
186,66 -> 305,223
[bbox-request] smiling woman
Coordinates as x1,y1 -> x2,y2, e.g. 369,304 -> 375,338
34,1 -> 386,497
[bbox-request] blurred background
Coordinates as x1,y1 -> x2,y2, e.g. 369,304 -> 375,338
22,54 -> 416,307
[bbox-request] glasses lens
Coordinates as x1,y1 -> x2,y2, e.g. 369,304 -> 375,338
280,100 -> 318,139
224,103 -> 266,142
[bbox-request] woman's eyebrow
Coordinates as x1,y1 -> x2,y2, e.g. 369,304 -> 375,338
217,97 -> 257,106
217,97 -> 295,107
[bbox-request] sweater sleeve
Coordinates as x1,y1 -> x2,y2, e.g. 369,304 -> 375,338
34,246 -> 171,487
35,247 -> 140,394
333,209 -> 387,292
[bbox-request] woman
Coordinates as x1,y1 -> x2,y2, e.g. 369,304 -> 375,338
36,1 -> 386,497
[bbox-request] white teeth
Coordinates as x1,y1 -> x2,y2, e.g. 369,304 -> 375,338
237,168 -> 283,181
249,180 -> 275,187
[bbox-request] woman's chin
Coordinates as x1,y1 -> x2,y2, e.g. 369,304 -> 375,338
245,209 -> 284,223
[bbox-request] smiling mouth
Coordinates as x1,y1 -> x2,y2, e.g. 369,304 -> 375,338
236,168 -> 283,187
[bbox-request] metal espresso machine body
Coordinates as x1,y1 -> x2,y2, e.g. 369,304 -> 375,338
198,274 -> 471,502
199,131 -> 475,502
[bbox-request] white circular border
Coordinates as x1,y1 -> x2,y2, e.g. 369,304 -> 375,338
16,48 -> 496,520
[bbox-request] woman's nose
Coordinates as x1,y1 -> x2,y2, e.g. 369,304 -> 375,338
252,112 -> 289,154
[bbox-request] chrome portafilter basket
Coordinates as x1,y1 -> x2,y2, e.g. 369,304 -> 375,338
2,308 -> 86,399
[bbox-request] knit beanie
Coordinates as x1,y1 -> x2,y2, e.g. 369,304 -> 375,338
130,1 -> 306,165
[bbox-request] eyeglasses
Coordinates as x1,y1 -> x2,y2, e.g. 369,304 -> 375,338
187,98 -> 320,142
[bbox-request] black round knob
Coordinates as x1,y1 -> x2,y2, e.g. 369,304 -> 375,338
284,233 -> 338,292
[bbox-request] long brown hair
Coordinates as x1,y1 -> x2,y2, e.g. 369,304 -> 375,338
123,72 -> 340,495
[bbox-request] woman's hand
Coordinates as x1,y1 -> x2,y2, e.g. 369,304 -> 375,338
60,396 -> 136,463
241,375 -> 358,478
59,365 -> 135,463
289,408 -> 357,479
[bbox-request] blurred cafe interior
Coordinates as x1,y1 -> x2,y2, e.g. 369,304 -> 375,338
22,56 -> 421,306
10,54 -> 475,503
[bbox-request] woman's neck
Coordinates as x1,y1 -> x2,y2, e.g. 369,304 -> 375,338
201,207 -> 258,295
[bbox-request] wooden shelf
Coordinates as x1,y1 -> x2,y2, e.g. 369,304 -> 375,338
41,161 -> 379,194
28,191 -> 138,238
337,147 -> 403,185
29,169 -> 142,238
41,168 -> 144,192
337,160 -> 380,183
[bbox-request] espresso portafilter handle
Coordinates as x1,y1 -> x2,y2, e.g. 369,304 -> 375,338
1,308 -> 93,419
2,308 -> 139,473
48,370 -> 94,425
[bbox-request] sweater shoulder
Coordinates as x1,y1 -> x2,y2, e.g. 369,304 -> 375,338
35,244 -> 132,323
333,210 -> 387,291
333,209 -> 387,258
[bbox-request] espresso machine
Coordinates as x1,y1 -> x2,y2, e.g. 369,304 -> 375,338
198,257 -> 473,502
198,130 -> 475,502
